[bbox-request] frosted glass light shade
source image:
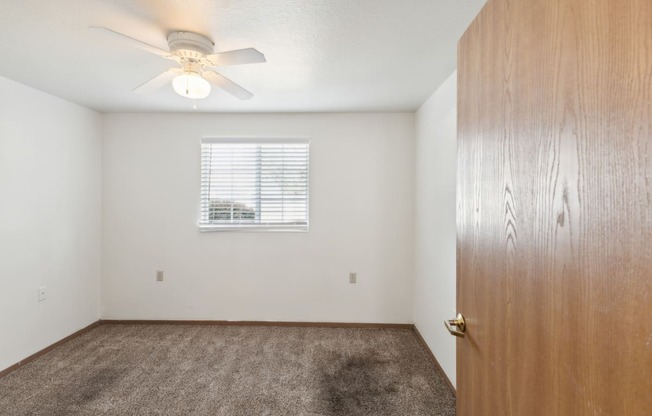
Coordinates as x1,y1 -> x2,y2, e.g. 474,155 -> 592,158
172,72 -> 211,99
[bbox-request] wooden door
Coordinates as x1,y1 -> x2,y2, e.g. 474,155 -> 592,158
456,0 -> 652,415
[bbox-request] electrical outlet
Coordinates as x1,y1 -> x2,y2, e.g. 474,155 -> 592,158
156,270 -> 164,282
38,286 -> 47,302
349,272 -> 357,284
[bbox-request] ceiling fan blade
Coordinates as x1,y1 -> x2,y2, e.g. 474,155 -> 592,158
89,26 -> 171,58
133,68 -> 181,94
206,48 -> 266,66
203,71 -> 254,100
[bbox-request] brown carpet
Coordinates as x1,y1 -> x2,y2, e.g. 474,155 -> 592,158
0,324 -> 456,415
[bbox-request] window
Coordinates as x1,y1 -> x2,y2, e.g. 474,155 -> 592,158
199,139 -> 310,231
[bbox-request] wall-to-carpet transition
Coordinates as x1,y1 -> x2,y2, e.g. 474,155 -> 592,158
0,325 -> 455,415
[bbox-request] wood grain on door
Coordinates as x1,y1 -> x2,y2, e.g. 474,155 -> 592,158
456,0 -> 652,414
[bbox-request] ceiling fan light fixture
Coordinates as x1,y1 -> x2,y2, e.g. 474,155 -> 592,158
90,27 -> 264,101
172,71 -> 211,99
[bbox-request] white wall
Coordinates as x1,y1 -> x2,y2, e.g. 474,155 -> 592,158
413,72 -> 458,386
0,76 -> 102,372
102,113 -> 415,323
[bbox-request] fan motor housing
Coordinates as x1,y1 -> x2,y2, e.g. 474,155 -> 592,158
167,31 -> 214,58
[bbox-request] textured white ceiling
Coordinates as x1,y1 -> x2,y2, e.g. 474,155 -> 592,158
0,0 -> 485,113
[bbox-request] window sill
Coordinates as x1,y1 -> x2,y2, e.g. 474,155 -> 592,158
198,225 -> 308,233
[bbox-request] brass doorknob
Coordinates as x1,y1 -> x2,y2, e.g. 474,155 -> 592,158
445,313 -> 466,337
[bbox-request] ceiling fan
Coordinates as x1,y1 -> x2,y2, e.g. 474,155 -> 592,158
90,26 -> 266,101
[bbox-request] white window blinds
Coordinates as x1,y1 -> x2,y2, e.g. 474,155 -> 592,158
199,139 -> 310,231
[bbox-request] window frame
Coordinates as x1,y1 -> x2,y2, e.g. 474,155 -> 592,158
198,137 -> 310,232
